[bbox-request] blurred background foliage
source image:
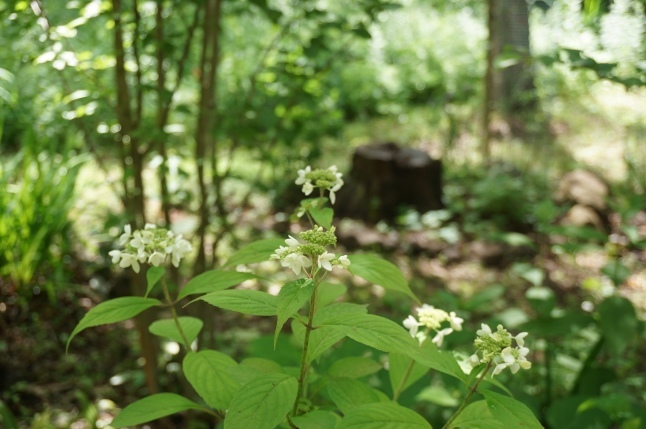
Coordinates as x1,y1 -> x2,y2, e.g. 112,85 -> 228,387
0,0 -> 645,427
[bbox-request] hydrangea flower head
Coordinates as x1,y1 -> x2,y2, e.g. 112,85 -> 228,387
109,224 -> 192,272
403,304 -> 463,346
294,165 -> 344,203
270,226 -> 349,276
468,323 -> 531,377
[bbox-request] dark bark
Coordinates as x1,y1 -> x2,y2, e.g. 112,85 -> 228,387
335,142 -> 443,225
112,0 -> 158,395
194,0 -> 222,276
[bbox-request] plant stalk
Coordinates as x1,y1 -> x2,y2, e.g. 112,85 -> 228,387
442,361 -> 493,429
161,276 -> 191,349
292,280 -> 320,416
392,358 -> 416,402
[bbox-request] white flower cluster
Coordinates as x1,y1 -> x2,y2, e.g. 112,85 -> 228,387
403,304 -> 464,347
270,228 -> 350,275
295,165 -> 344,204
468,324 -> 531,376
108,224 -> 193,273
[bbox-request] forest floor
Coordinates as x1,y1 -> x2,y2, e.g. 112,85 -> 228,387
2,82 -> 645,427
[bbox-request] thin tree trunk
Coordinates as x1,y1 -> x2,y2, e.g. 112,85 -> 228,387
482,0 -> 496,164
194,0 -> 222,276
112,0 -> 158,395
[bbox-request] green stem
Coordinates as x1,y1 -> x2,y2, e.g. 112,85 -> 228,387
442,361 -> 493,429
292,279 -> 320,416
161,276 -> 191,349
392,358 -> 416,402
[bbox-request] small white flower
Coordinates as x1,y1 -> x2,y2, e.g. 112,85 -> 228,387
295,166 -> 311,185
148,251 -> 166,267
403,315 -> 419,337
468,354 -> 481,367
302,181 -> 314,196
120,253 -> 140,273
318,251 -> 335,271
281,252 -> 312,275
137,251 -> 148,263
337,255 -> 351,268
329,188 -> 337,204
514,332 -> 528,347
449,311 -> 464,331
285,236 -> 300,248
130,231 -> 145,250
432,327 -> 454,347
477,323 -> 492,338
415,331 -> 427,345
109,250 -> 122,264
118,225 -> 132,246
144,223 -> 157,230
270,246 -> 289,260
492,362 -> 508,376
171,236 -> 192,267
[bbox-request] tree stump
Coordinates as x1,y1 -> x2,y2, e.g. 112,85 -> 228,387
336,142 -> 443,224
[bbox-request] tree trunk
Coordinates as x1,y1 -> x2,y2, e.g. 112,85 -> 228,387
112,0 -> 158,395
194,0 -> 222,276
335,142 -> 443,224
486,0 -> 535,139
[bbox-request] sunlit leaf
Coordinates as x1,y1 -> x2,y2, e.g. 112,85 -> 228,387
328,357 -> 382,379
178,270 -> 257,300
347,254 -> 419,303
337,402 -> 432,429
111,393 -> 209,427
224,373 -> 297,429
198,290 -> 277,316
145,266 -> 165,297
327,378 -> 380,414
67,297 -> 161,351
183,350 -> 240,410
149,317 -> 203,348
482,390 -> 544,429
275,279 -> 315,347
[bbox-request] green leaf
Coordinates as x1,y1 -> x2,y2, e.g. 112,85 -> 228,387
145,266 -> 165,297
320,313 -> 418,354
111,393 -> 210,427
317,282 -> 347,308
275,279 -> 315,347
149,316 -> 203,348
67,297 -> 161,351
307,326 -> 347,363
511,263 -> 545,287
309,206 -> 333,229
407,340 -> 466,382
240,357 -> 283,374
183,350 -> 240,410
337,402 -> 432,429
223,238 -> 285,268
291,410 -> 340,429
601,260 -> 631,287
598,295 -> 638,358
327,378 -> 380,414
482,390 -> 544,429
314,302 -> 368,326
448,400 -> 503,429
416,385 -> 459,407
347,254 -> 419,303
199,290 -> 277,316
328,357 -> 382,379
389,353 -> 429,398
526,286 -> 556,315
224,373 -> 298,429
178,270 -> 257,300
